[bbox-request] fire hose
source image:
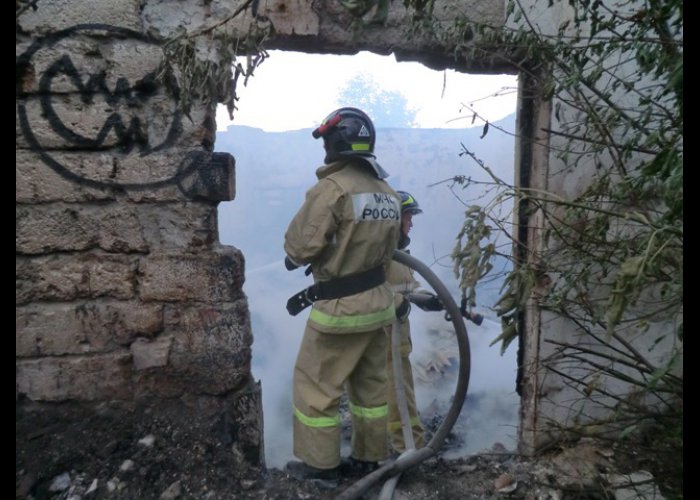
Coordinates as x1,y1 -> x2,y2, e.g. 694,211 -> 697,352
407,292 -> 484,326
337,250 -> 473,500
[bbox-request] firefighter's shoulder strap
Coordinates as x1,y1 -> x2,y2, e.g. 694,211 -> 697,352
286,265 -> 386,316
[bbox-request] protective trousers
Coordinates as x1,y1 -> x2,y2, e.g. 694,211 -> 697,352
292,323 -> 391,469
386,319 -> 426,452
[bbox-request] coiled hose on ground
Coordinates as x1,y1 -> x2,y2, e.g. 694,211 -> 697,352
336,250 -> 472,500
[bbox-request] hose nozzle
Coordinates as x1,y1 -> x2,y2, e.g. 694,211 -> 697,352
460,296 -> 483,326
468,312 -> 484,326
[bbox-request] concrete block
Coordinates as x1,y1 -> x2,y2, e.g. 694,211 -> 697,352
139,247 -> 245,302
16,253 -> 138,305
16,301 -> 164,357
16,150 -> 116,203
135,202 -> 219,253
17,0 -> 143,33
162,299 -> 253,395
16,203 -> 149,254
16,352 -> 134,401
176,152 -> 235,202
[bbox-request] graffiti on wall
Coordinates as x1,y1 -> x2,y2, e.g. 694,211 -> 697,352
17,24 -> 209,191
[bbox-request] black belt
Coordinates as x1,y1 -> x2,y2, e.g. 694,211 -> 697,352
286,265 -> 386,316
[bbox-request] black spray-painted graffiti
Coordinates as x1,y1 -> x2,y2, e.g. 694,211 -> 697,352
17,24 -> 207,191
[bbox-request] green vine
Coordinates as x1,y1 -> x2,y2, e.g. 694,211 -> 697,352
155,0 -> 273,120
423,0 -> 682,452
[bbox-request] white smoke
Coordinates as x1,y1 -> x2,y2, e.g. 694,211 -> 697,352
241,258 -> 519,469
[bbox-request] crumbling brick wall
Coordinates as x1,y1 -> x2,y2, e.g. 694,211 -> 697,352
16,0 -> 508,476
16,1 -> 263,472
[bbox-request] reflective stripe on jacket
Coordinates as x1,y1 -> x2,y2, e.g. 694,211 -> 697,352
284,159 -> 401,333
293,401 -> 388,428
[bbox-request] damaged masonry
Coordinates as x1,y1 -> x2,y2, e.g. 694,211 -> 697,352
16,0 -> 681,498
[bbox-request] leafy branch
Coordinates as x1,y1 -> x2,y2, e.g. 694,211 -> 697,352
436,0 -> 682,447
155,0 -> 273,120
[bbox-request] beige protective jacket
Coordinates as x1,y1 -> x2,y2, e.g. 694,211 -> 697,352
387,252 -> 421,304
284,159 -> 401,333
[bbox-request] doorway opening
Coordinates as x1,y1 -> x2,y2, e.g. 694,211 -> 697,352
215,49 -> 519,468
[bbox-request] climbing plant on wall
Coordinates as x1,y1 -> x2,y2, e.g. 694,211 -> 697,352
155,0 -> 272,120
406,0 -> 683,446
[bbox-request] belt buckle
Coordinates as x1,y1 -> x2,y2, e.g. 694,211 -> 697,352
305,285 -> 320,302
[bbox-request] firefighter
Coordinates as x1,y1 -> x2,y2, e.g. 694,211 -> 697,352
386,191 -> 444,454
283,107 -> 402,485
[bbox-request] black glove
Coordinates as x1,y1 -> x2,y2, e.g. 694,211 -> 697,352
409,292 -> 444,312
395,297 -> 411,321
284,256 -> 300,271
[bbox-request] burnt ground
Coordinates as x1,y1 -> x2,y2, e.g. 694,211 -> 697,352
16,400 -> 682,500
